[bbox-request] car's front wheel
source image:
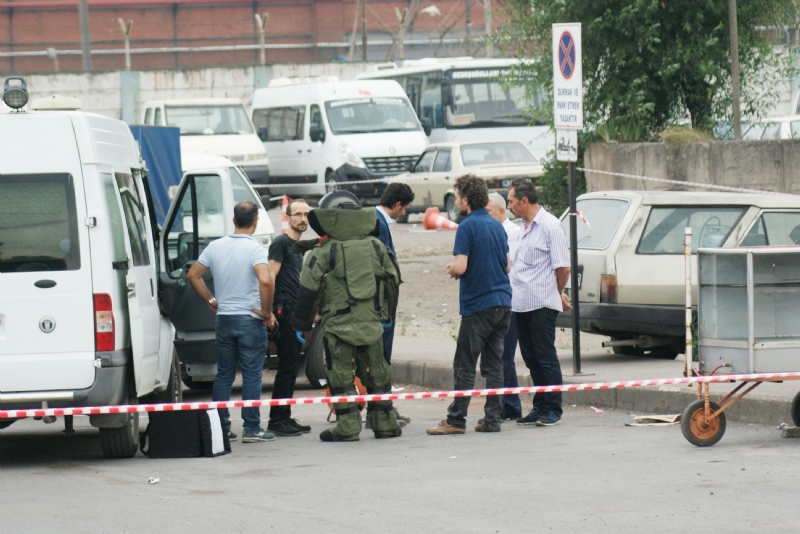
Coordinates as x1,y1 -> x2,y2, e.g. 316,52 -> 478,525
445,195 -> 462,223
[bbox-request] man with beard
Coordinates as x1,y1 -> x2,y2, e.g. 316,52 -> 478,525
426,175 -> 512,436
266,199 -> 313,437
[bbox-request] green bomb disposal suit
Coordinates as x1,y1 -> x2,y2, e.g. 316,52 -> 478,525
292,207 -> 402,441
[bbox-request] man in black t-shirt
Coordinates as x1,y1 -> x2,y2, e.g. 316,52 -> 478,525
267,199 -> 312,436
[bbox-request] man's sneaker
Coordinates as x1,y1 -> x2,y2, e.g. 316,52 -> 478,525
242,428 -> 277,442
394,409 -> 411,424
536,411 -> 562,426
227,430 -> 238,442
474,421 -> 500,433
267,419 -> 303,437
501,410 -> 522,421
289,418 -> 311,433
426,420 -> 465,435
516,409 -> 541,426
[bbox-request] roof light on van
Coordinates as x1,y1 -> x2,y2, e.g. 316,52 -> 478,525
3,77 -> 28,110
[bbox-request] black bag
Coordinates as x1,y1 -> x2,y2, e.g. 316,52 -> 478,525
139,409 -> 231,458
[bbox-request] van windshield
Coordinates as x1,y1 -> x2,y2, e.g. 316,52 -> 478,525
560,198 -> 630,250
0,174 -> 81,273
165,105 -> 254,136
324,97 -> 421,134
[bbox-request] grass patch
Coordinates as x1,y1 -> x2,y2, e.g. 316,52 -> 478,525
659,126 -> 715,144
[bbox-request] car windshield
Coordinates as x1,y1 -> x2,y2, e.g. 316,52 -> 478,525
324,97 -> 421,134
460,142 -> 536,166
165,105 -> 255,136
445,68 -> 543,128
560,198 -> 630,250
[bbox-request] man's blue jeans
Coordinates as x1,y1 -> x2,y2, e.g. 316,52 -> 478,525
212,314 -> 267,433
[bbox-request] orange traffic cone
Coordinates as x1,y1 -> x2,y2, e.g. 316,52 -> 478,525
422,207 -> 458,230
280,194 -> 290,234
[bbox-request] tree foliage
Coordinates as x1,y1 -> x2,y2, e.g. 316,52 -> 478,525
496,0 -> 798,141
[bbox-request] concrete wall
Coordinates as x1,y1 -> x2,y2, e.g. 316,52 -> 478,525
584,140 -> 800,196
20,62 -> 377,123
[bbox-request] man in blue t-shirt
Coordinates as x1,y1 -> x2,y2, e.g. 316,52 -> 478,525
427,175 -> 512,436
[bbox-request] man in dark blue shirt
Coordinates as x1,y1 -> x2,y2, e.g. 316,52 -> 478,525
427,174 -> 512,435
375,182 -> 415,426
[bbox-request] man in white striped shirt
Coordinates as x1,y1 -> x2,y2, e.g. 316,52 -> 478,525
507,179 -> 572,427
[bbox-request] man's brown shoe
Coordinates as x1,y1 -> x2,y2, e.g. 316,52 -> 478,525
475,421 -> 500,433
426,420 -> 466,435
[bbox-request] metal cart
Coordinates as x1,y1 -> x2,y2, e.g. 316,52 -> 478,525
683,246 -> 800,446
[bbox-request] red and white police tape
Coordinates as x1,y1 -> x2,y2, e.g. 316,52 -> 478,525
4,371 -> 800,420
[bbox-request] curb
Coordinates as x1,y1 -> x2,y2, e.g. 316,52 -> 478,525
392,360 -> 796,427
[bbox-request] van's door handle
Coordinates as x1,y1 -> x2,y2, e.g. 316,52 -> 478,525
297,150 -> 303,153
127,282 -> 136,298
307,149 -> 312,152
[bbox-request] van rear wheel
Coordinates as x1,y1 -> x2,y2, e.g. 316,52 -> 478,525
100,369 -> 140,459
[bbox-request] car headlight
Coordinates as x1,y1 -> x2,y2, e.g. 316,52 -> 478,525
256,234 -> 273,248
339,143 -> 366,169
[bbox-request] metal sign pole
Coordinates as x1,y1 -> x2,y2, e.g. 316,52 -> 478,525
569,161 -> 581,374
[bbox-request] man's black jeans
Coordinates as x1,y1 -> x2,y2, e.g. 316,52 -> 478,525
446,306 -> 511,430
269,308 -> 303,423
515,308 -> 563,417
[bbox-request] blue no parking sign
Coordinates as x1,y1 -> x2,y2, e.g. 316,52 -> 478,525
552,23 -> 582,130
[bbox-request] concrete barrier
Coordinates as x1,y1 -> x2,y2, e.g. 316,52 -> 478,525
585,139 -> 800,196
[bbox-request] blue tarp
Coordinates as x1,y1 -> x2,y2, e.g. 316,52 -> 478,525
129,125 -> 182,226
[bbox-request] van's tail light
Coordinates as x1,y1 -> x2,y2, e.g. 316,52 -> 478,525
93,293 -> 115,352
600,275 -> 617,304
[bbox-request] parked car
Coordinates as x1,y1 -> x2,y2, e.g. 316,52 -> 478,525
140,98 -> 270,188
757,115 -> 800,140
396,140 -> 543,222
557,190 -> 800,358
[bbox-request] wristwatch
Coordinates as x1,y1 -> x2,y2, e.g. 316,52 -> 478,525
208,297 -> 217,306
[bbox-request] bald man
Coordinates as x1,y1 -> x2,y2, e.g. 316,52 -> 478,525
486,192 -> 522,420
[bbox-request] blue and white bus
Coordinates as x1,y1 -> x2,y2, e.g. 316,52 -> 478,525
357,58 -> 553,162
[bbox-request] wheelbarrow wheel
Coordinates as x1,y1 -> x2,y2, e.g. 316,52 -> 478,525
681,399 -> 726,447
791,391 -> 800,427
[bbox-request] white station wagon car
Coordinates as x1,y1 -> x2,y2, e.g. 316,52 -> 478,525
395,140 -> 543,222
557,190 -> 800,358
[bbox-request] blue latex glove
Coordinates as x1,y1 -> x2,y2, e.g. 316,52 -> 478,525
381,320 -> 393,331
296,331 -> 306,344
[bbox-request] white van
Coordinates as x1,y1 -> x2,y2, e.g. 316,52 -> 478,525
0,91 -> 176,458
167,152 -> 274,387
0,82 -> 275,457
251,79 -> 429,200
140,98 -> 270,189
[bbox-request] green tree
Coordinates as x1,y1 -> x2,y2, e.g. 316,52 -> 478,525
496,0 -> 797,141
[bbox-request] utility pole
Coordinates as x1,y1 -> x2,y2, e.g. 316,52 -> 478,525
484,0 -> 493,57
255,13 -> 269,66
729,0 -> 742,140
78,0 -> 92,71
465,0 -> 471,38
361,0 -> 368,63
118,18 -> 133,71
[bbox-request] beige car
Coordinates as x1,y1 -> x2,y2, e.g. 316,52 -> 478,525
397,140 -> 543,222
557,190 -> 800,358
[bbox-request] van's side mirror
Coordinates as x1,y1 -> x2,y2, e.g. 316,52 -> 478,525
421,118 -> 432,137
257,126 -> 269,141
309,123 -> 325,143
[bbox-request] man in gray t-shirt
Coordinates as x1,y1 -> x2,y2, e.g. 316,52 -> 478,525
188,201 -> 277,443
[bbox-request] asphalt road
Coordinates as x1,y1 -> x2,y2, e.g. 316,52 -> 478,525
3,384 -> 800,534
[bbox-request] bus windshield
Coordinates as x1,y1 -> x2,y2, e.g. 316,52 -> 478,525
445,68 -> 542,129
324,97 -> 421,134
165,105 -> 255,136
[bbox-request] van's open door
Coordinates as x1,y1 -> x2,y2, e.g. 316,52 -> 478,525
108,171 -> 163,395
158,173 -> 225,383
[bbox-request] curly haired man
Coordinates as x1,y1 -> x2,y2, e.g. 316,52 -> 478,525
427,175 -> 512,435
